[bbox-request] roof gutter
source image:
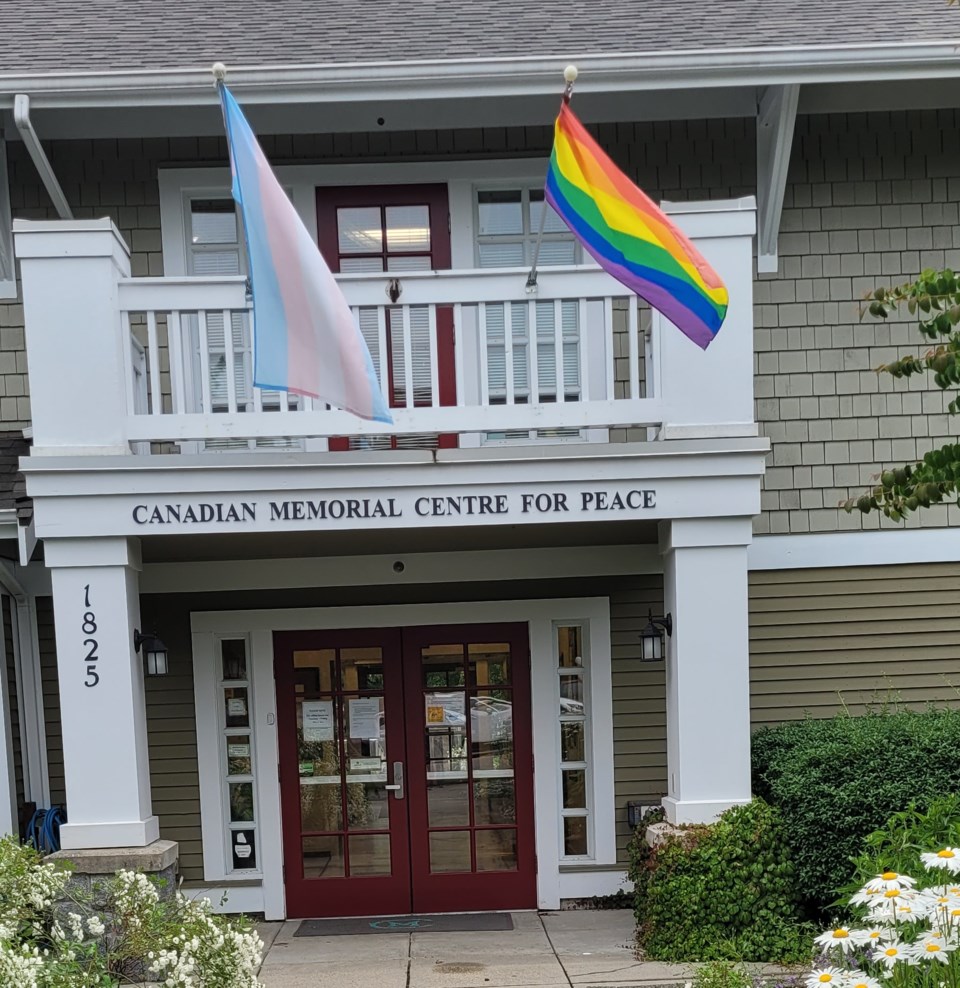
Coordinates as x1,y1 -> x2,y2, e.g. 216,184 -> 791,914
12,94 -> 71,218
0,40 -> 959,110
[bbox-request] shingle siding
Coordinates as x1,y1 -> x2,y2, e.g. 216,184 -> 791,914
5,110 -> 960,529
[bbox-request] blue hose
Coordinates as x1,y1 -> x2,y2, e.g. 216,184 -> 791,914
25,806 -> 65,853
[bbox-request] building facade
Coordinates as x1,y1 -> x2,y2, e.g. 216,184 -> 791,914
0,1 -> 958,920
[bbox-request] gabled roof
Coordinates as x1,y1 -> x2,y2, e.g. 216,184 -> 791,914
0,0 -> 955,75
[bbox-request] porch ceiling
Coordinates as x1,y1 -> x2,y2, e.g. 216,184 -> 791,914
137,518 -> 659,563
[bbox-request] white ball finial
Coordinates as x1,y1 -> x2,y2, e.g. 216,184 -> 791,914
563,64 -> 579,83
212,62 -> 227,81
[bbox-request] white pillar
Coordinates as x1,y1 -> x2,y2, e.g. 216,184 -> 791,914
45,537 -> 158,849
0,596 -> 18,835
657,197 -> 757,440
660,518 -> 753,824
13,219 -> 131,455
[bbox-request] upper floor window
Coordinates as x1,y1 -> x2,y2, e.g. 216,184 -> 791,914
475,188 -> 579,269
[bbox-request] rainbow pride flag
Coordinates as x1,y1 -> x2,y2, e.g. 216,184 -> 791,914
219,84 -> 391,422
545,104 -> 728,349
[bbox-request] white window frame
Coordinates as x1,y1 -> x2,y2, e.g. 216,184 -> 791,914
0,135 -> 16,300
191,597 -> 615,920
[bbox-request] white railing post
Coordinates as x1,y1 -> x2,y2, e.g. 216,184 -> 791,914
656,197 -> 757,440
14,219 -> 132,455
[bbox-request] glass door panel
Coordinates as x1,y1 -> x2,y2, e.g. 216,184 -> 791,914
275,631 -> 410,918
403,624 -> 537,913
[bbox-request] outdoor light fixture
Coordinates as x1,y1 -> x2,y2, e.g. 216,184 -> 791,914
134,630 -> 169,677
639,610 -> 673,662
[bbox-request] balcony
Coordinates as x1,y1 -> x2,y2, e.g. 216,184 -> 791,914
14,199 -> 757,458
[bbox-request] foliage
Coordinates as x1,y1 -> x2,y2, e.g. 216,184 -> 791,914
840,798 -> 960,903
629,799 -> 811,963
751,710 -> 960,920
0,836 -> 264,987
846,268 -> 960,519
692,960 -> 753,988
807,849 -> 960,988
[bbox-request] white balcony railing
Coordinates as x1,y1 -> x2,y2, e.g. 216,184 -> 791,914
14,203 -> 757,457
118,267 -> 659,447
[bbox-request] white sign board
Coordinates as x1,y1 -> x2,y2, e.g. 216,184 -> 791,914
302,700 -> 335,742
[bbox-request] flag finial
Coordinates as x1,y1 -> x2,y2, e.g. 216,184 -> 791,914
563,64 -> 578,84
211,62 -> 228,83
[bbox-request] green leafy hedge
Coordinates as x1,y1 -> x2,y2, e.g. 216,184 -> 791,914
629,799 -> 811,962
751,709 -> 960,917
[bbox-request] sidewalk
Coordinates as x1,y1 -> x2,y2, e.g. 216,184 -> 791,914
257,910 -> 696,988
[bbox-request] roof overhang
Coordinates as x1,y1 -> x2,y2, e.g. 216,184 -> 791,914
2,40 -> 960,111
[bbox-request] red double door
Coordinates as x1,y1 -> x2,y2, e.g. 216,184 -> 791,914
274,624 -> 537,918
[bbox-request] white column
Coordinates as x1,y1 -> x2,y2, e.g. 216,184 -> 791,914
0,596 -> 18,835
45,537 -> 158,849
660,518 -> 753,824
13,218 -> 131,455
656,197 -> 757,440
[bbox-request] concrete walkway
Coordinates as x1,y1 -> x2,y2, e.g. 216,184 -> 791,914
257,910 -> 695,988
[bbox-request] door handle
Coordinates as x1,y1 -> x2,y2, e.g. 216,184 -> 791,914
385,761 -> 404,799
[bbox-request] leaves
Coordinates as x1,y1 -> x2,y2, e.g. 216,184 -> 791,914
752,709 -> 960,921
628,800 -> 812,963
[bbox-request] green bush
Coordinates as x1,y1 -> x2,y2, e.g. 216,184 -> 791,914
628,799 -> 811,963
840,795 -> 960,900
751,709 -> 960,918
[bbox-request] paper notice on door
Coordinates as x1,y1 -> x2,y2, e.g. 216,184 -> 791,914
348,697 -> 381,740
425,692 -> 465,726
227,697 -> 247,717
227,743 -> 250,758
302,700 -> 335,742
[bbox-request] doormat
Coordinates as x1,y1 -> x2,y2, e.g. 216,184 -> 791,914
295,913 -> 514,936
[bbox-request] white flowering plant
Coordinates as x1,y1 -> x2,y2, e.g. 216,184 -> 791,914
809,848 -> 960,988
0,837 -> 264,987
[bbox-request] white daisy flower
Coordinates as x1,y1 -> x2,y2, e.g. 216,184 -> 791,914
851,887 -> 887,907
913,938 -> 957,965
815,928 -> 859,953
845,973 -> 883,988
866,871 -> 918,892
921,850 -> 960,875
857,927 -> 895,946
873,941 -> 913,968
806,967 -> 846,988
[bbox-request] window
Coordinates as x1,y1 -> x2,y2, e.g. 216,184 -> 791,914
218,638 -> 259,873
0,136 -> 15,299
475,187 -> 583,443
184,196 -> 301,451
557,625 -> 591,858
475,189 -> 578,268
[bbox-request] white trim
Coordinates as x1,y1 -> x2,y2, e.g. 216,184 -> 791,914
558,869 -> 631,901
190,597 -> 614,919
0,596 -> 17,835
0,134 -> 14,300
142,545 -> 660,594
749,529 -> 960,571
4,42 -> 960,110
183,883 -> 265,916
756,84 -> 799,273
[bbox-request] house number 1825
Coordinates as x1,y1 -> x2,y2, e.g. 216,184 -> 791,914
82,584 -> 99,688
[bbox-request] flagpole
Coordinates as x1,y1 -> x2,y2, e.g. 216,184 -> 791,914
525,64 -> 578,291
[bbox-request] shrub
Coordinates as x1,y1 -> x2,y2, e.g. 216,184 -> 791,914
692,960 -> 752,988
751,709 -> 960,918
629,799 -> 811,963
807,845 -> 960,988
841,796 -> 960,902
0,836 -> 264,987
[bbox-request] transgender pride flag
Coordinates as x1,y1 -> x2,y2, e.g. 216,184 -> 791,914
219,84 -> 391,423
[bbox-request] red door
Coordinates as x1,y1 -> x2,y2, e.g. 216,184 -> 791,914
316,185 -> 456,450
274,624 -> 537,918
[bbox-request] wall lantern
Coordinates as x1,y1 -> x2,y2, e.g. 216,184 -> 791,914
134,630 -> 169,677
639,610 -> 673,662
